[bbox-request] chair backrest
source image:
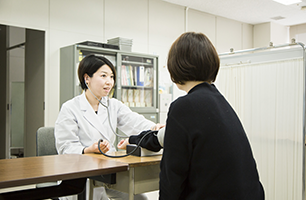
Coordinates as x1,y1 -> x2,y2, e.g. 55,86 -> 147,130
36,127 -> 58,156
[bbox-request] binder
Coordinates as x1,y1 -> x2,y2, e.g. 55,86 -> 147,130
144,68 -> 153,86
128,89 -> 135,107
121,88 -> 128,103
129,65 -> 134,86
137,66 -> 145,86
121,65 -> 128,86
126,66 -> 131,85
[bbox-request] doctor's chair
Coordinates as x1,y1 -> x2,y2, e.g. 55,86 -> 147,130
36,127 -> 87,200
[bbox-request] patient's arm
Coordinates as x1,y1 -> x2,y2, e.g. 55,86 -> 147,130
117,127 -> 165,152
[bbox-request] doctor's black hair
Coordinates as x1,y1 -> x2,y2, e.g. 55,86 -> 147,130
167,32 -> 220,85
78,54 -> 117,90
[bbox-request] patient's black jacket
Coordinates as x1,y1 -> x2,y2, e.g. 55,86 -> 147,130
159,82 -> 264,200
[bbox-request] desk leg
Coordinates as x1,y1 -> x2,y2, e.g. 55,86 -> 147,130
129,168 -> 135,200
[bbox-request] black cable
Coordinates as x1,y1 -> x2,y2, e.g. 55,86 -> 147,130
97,130 -> 154,158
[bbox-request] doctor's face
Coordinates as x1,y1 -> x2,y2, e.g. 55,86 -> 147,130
87,64 -> 114,98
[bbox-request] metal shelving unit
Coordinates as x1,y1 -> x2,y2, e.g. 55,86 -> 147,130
60,43 -> 159,123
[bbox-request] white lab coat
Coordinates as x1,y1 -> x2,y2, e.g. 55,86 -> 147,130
55,92 -> 155,154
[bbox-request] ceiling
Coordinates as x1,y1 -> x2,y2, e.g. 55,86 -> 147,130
163,0 -> 306,26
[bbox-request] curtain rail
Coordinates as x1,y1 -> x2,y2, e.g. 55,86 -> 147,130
219,42 -> 305,57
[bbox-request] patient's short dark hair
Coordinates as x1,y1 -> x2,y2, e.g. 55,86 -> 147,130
167,32 -> 220,84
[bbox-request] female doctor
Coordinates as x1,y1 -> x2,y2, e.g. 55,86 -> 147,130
55,54 -> 161,199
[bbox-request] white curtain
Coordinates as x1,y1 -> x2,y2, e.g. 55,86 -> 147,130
215,58 -> 304,200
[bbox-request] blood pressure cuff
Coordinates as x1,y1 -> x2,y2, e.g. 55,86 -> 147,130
129,130 -> 162,152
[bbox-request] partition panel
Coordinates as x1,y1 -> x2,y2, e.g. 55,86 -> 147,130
216,45 -> 305,200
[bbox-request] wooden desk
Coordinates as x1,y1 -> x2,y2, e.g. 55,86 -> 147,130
0,154 -> 128,200
86,151 -> 162,200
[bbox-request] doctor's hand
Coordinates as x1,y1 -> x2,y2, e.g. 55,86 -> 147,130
84,140 -> 110,154
117,138 -> 129,150
151,123 -> 165,131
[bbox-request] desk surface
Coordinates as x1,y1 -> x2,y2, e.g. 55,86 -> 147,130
0,154 -> 128,189
86,151 -> 162,168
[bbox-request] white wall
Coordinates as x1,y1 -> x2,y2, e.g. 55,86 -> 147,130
242,23 -> 253,49
0,0 -> 254,126
290,23 -> 306,44
216,17 -> 242,53
254,22 -> 289,48
187,9 -> 216,44
270,22 -> 289,44
254,22 -> 271,48
186,9 -> 253,53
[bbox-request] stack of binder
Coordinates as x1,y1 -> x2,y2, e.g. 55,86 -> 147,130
107,37 -> 133,52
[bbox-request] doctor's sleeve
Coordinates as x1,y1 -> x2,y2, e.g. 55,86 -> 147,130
116,102 -> 155,136
54,104 -> 84,154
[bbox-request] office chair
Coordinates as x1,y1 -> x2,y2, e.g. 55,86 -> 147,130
36,127 -> 101,200
36,127 -> 60,200
36,127 -> 57,156
36,127 -> 85,200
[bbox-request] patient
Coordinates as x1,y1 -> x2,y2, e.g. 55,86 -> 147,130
119,32 -> 265,200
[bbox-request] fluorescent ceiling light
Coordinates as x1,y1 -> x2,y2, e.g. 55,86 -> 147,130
273,0 -> 302,5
